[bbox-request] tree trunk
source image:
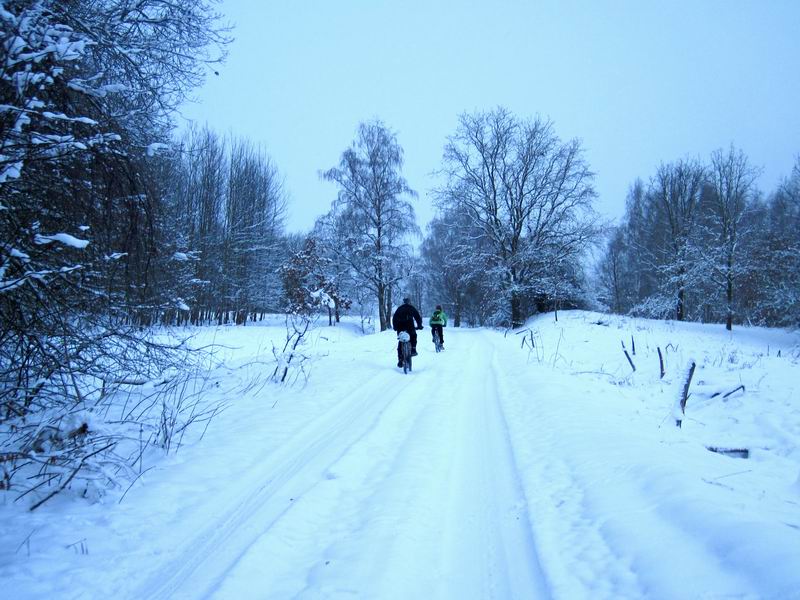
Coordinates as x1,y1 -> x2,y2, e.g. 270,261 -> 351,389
511,291 -> 523,328
726,257 -> 734,331
377,283 -> 388,331
384,285 -> 394,331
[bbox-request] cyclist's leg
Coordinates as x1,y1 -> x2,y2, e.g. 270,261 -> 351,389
409,327 -> 418,355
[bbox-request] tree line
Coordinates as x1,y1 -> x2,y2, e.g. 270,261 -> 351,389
160,127 -> 287,326
285,108 -> 600,333
286,112 -> 799,334
0,0 -> 233,506
595,148 -> 800,330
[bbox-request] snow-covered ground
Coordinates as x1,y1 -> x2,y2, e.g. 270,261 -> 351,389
2,311 -> 799,599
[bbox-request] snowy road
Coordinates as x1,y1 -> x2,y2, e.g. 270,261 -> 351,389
5,313 -> 800,599
137,330 -> 551,599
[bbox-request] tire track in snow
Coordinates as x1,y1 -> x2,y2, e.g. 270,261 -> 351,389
291,333 -> 508,598
251,330 -> 552,599
433,333 -> 551,599
229,337 -> 496,598
286,364 -> 462,597
293,331 -> 552,598
488,331 -> 646,599
134,367 -> 430,600
137,329 -> 554,599
489,329 -> 758,598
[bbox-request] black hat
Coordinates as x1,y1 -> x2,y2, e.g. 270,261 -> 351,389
402,297 -> 411,304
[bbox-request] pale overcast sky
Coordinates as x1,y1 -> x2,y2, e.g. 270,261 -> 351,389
181,0 -> 800,234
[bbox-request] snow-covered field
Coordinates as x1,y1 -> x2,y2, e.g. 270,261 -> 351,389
2,311 -> 799,599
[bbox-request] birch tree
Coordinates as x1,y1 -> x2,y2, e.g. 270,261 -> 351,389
224,138 -> 286,322
322,120 -> 418,331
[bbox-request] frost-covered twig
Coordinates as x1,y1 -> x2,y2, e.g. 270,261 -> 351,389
29,442 -> 115,511
271,314 -> 314,385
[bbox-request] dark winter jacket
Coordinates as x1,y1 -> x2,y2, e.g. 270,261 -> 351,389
392,303 -> 423,332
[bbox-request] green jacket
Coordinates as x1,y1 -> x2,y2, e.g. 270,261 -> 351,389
429,309 -> 448,326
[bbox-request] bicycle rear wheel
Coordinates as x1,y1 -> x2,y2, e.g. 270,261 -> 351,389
433,332 -> 442,352
403,341 -> 412,373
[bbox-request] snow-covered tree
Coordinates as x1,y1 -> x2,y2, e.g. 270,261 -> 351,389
0,0 -> 229,507
322,119 -> 419,331
223,137 -> 286,323
700,145 -> 761,330
596,150 -> 800,330
420,211 -> 485,327
162,127 -> 287,326
435,107 -> 598,327
596,227 -> 627,313
280,235 -> 351,324
639,158 -> 706,321
748,157 -> 800,327
170,125 -> 227,323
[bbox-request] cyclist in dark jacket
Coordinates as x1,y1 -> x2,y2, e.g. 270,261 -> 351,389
392,297 -> 423,367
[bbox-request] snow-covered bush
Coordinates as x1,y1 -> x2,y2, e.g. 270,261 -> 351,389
0,0 -> 228,509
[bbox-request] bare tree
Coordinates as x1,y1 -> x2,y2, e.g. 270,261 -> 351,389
224,137 -> 286,323
748,156 -> 800,327
435,107 -> 598,327
322,120 -> 419,331
310,215 -> 357,324
648,159 -> 706,321
704,146 -> 761,330
596,180 -> 656,315
178,126 -> 227,323
598,153 -> 800,328
420,211 -> 485,327
0,0 -> 230,508
596,227 -> 627,313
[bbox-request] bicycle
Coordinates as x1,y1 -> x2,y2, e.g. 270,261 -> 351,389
397,331 -> 412,373
432,329 -> 443,353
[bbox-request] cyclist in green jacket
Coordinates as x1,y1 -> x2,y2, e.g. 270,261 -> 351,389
429,305 -> 447,349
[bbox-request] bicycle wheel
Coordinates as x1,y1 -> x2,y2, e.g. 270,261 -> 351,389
403,341 -> 412,373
